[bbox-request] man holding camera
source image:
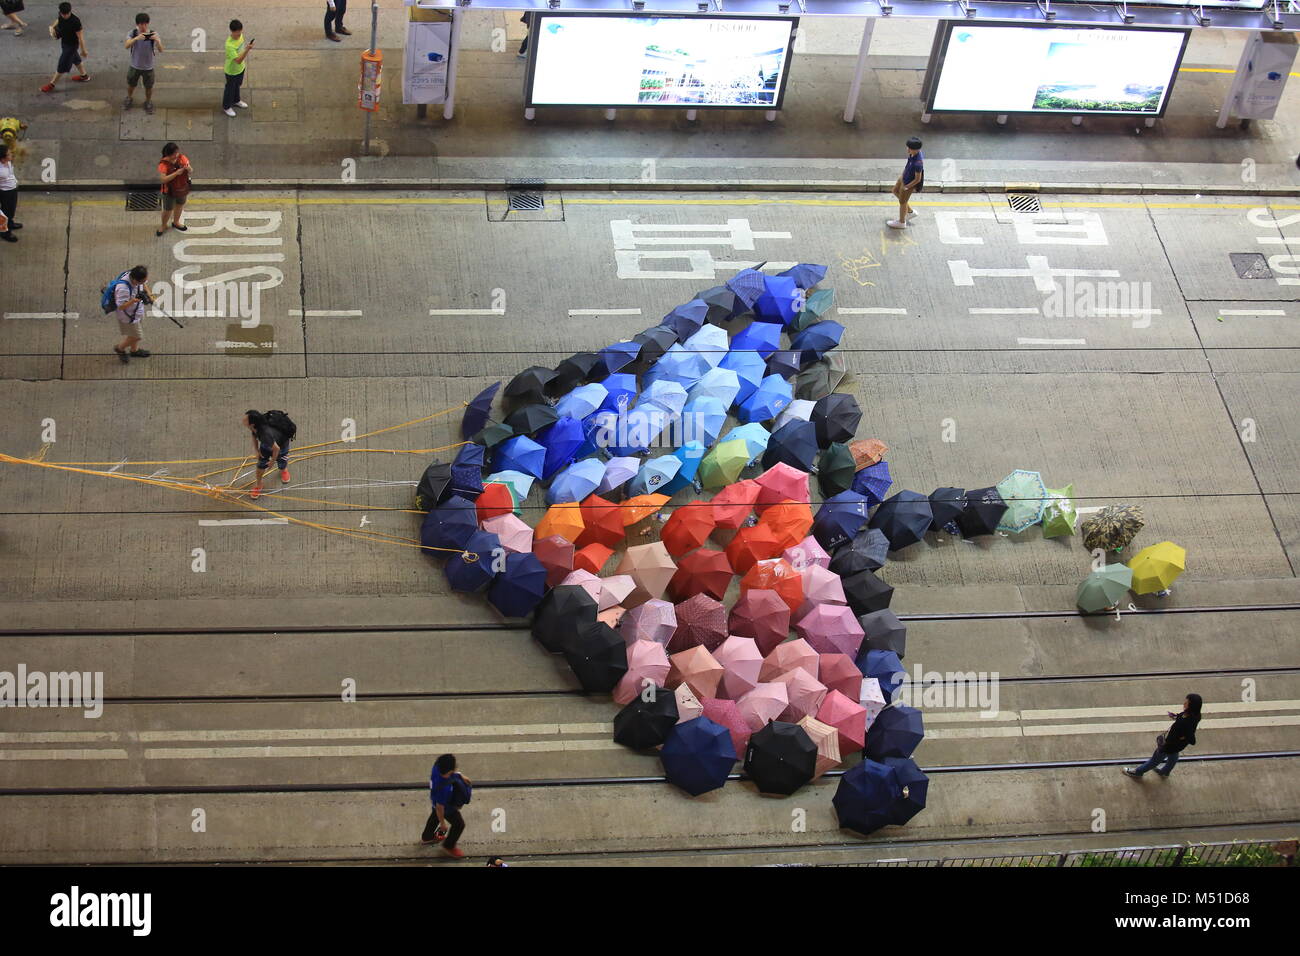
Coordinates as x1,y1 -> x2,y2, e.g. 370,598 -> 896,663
111,265 -> 153,364
125,12 -> 162,114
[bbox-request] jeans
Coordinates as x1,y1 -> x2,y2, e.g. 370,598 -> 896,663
222,71 -> 245,110
0,188 -> 16,234
422,806 -> 465,850
325,0 -> 347,35
1132,745 -> 1180,776
257,440 -> 290,471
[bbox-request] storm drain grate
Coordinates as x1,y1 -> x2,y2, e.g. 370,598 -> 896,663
506,191 -> 545,212
125,190 -> 161,212
1007,193 -> 1041,214
1230,252 -> 1274,279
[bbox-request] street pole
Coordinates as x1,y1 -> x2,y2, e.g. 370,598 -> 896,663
363,1 -> 379,156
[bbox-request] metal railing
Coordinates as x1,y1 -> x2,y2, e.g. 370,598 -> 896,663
826,838 -> 1298,867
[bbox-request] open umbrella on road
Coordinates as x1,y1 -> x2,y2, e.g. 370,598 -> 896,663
667,645 -> 725,699
561,620 -> 628,692
1081,504 -> 1145,552
444,529 -> 501,594
699,439 -> 751,490
572,542 -> 612,575
794,353 -> 847,401
729,588 -> 791,656
618,494 -> 669,527
683,324 -> 728,370
450,444 -> 485,500
928,486 -> 966,532
851,459 -> 892,507
421,495 -> 479,552
598,341 -> 642,377
744,721 -> 817,795
532,584 -> 598,653
554,351 -> 605,391
535,501 -> 585,544
631,325 -> 679,368
785,534 -> 831,572
737,682 -> 790,732
869,490 -> 934,552
842,569 -> 894,614
461,382 -> 501,440
818,653 -> 862,702
726,524 -> 785,576
554,382 -> 608,421
547,458 -> 607,505
797,715 -> 842,778
629,455 -> 682,497
620,599 -> 677,646
680,396 -> 727,449
791,287 -> 834,333
1129,541 -> 1186,594
856,648 -> 905,703
833,759 -> 903,836
741,558 -> 805,614
798,564 -> 847,614
779,262 -> 828,289
669,548 -> 733,602
759,637 -> 820,683
791,320 -> 845,362
859,609 -> 907,657
476,482 -> 517,522
669,593 -> 729,653
795,604 -> 865,659
487,551 -> 549,618
595,456 -> 640,497
661,717 -> 737,795
494,435 -> 546,479
644,344 -> 709,390
663,299 -> 709,340
578,494 -> 625,548
956,486 -> 1009,538
613,687 -> 679,749
662,505 -> 716,557
774,398 -> 815,432
830,527 -> 889,576
1041,483 -> 1078,538
737,374 -> 794,424
762,420 -> 819,471
755,274 -> 802,326
766,348 -> 803,381
755,462 -> 810,513
689,366 -> 744,409
702,698 -> 753,762
714,635 -> 764,701
817,443 -> 858,498
760,499 -> 814,550
617,541 -> 678,603
882,756 -> 929,825
414,461 -> 454,512
711,478 -> 761,528
996,469 -> 1048,533
812,393 -> 861,447
505,366 -> 557,404
482,513 -> 532,554
812,491 -> 871,552
613,640 -> 672,705
731,321 -> 783,359
533,534 -> 575,588
675,684 -> 704,723
661,441 -> 706,496
726,268 -> 767,310
699,285 -> 744,323
1077,563 -> 1134,612
504,402 -> 559,437
864,703 -> 925,760
817,690 -> 869,756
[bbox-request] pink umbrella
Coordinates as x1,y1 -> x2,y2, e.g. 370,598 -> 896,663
599,574 -> 637,611
817,652 -> 863,702
713,635 -> 763,701
667,645 -> 723,700
669,593 -> 729,654
675,683 -> 704,723
729,588 -> 791,656
758,637 -> 819,682
701,698 -> 750,763
755,463 -> 810,515
797,564 -> 846,616
797,715 -> 842,778
784,535 -> 830,572
816,689 -> 868,756
794,604 -> 865,659
598,605 -> 627,629
533,534 -> 575,588
616,541 -> 678,605
614,640 -> 672,705
620,599 -> 677,646
482,513 -> 533,553
776,667 -> 828,721
712,479 -> 761,529
737,682 -> 789,732
860,677 -> 887,730
560,568 -> 602,602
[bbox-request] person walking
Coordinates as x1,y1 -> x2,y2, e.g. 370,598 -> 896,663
109,264 -> 152,364
1124,693 -> 1202,779
222,19 -> 253,118
1,0 -> 27,36
124,12 -> 162,114
324,0 -> 349,42
242,410 -> 295,499
0,143 -> 20,243
421,753 -> 472,859
887,136 -> 924,230
40,3 -> 89,93
156,142 -> 191,236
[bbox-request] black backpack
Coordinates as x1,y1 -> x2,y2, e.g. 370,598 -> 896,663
449,773 -> 472,808
263,410 -> 297,441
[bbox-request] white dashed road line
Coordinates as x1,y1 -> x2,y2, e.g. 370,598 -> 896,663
1017,337 -> 1087,345
3,312 -> 79,320
838,307 -> 908,315
197,518 -> 290,527
1218,309 -> 1286,316
428,308 -> 506,316
289,309 -> 363,317
970,307 -> 1041,315
568,308 -> 642,316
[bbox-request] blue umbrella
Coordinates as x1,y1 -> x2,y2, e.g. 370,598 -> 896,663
779,262 -> 828,289
596,456 -> 640,495
726,268 -> 767,310
680,396 -> 727,448
688,366 -> 743,410
754,274 -> 801,326
881,756 -> 929,825
494,435 -> 546,479
865,704 -> 925,760
663,299 -> 709,340
547,457 -> 607,504
869,490 -> 934,551
599,340 -> 641,376
791,320 -> 846,362
832,758 -> 903,836
766,349 -> 802,380
610,408 -> 654,457
444,529 -> 502,593
856,648 -> 905,703
736,374 -> 793,424
723,422 -> 771,460
629,454 -> 682,496
639,380 -> 688,418
486,469 -> 535,501
487,551 -> 549,618
554,382 -> 608,421
852,459 -> 893,507
730,322 -> 782,359
538,416 -> 586,480
660,716 -> 737,796
661,440 -> 706,495
683,325 -> 728,370
643,344 -> 709,390
461,381 -> 500,440
717,349 -> 767,403
812,491 -> 872,551
420,494 -> 480,552
761,419 -> 818,471
598,373 -> 638,414
450,443 -> 485,500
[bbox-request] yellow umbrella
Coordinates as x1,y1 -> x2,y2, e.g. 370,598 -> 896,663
619,493 -> 669,526
535,501 -> 585,544
1128,541 -> 1186,594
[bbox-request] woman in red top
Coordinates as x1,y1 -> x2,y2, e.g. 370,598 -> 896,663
156,141 -> 191,236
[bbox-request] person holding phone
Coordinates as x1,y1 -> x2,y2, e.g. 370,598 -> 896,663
124,12 -> 162,114
1124,693 -> 1202,779
222,19 -> 253,117
156,142 -> 191,236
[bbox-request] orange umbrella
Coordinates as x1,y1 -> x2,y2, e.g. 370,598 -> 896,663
476,482 -> 516,523
741,557 -> 804,613
578,494 -> 625,548
725,524 -> 784,575
849,438 -> 889,469
661,504 -> 716,556
536,501 -> 585,544
712,479 -> 761,529
573,542 -> 614,575
619,493 -> 669,526
666,645 -> 724,700
759,499 -> 814,550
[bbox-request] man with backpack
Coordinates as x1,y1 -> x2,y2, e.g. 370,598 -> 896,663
421,753 -> 472,859
243,409 -> 296,500
104,264 -> 152,364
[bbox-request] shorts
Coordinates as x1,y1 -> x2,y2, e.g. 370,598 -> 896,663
127,67 -> 155,89
162,193 -> 188,210
257,440 -> 290,470
117,318 -> 143,341
57,47 -> 82,75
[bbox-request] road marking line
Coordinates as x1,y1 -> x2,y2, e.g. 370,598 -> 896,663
197,518 -> 289,526
3,312 -> 79,320
1090,309 -> 1162,316
971,307 -> 1041,315
137,722 -> 611,742
143,740 -> 623,759
428,308 -> 505,316
568,308 -> 642,316
0,749 -> 130,761
923,700 -> 1300,724
838,307 -> 907,315
1017,337 -> 1087,345
1218,309 -> 1285,316
926,714 -> 1300,740
289,309 -> 363,317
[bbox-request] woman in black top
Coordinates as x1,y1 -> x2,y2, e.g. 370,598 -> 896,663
243,410 -> 295,500
1125,693 -> 1201,779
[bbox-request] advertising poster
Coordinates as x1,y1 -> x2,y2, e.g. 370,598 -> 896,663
527,15 -> 796,109
403,12 -> 452,105
930,24 -> 1189,116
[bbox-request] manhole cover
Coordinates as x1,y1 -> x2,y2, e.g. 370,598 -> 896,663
507,191 -> 545,212
126,190 -> 160,212
1007,193 -> 1041,214
1230,252 -> 1273,279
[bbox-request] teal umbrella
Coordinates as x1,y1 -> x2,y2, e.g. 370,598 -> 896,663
1077,564 -> 1133,612
995,469 -> 1047,533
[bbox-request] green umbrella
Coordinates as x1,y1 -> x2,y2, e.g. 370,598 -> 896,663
1041,483 -> 1078,538
472,421 -> 515,449
791,288 -> 835,332
1076,564 -> 1133,612
995,469 -> 1047,533
794,353 -> 848,400
699,438 -> 751,490
817,442 -> 857,497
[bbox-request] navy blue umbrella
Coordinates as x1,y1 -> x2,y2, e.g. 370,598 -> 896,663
538,416 -> 586,481
791,321 -> 845,362
450,443 -> 485,500
830,527 -> 890,576
461,382 -> 501,440
599,340 -> 642,376
420,495 -> 480,552
754,275 -> 801,326
730,321 -> 782,359
487,551 -> 549,618
865,703 -> 925,760
661,716 -> 737,796
833,758 -> 903,836
505,402 -> 559,437
698,285 -> 745,323
761,419 -> 819,471
869,490 -> 934,552
881,756 -> 929,825
851,459 -> 893,508
444,529 -> 502,593
779,262 -> 828,289
662,299 -> 709,340
855,648 -> 905,702
726,268 -> 767,310
956,486 -> 1008,537
505,366 -> 557,404
614,687 -> 680,749
766,348 -> 803,380
843,568 -> 894,615
812,491 -> 871,551
563,620 -> 628,693
532,584 -> 598,653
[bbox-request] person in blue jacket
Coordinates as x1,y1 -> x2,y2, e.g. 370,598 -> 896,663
422,753 -> 472,858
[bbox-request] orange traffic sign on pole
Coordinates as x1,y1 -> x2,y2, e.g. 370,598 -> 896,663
359,48 -> 383,112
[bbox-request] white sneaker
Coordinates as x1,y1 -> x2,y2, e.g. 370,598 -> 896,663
887,219 -> 907,229
235,100 -> 249,109
907,210 -> 918,221
223,107 -> 236,117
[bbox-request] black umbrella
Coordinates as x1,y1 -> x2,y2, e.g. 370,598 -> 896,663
414,461 -> 453,512
505,366 -> 557,404
830,527 -> 890,576
956,486 -> 1008,537
699,285 -> 745,324
563,620 -> 629,693
812,393 -> 862,448
868,490 -> 934,551
504,402 -> 559,436
461,381 -> 501,440
766,349 -> 803,381
613,686 -> 679,749
794,353 -> 847,401
928,486 -> 967,532
631,325 -> 679,367
531,584 -> 598,653
761,419 -> 819,472
842,569 -> 895,614
472,421 -> 515,450
553,352 -> 604,392
743,720 -> 817,796
859,609 -> 907,658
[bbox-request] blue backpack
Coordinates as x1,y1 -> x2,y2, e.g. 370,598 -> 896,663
100,272 -> 134,314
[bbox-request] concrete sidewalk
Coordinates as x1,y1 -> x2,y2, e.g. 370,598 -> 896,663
2,5 -> 1299,193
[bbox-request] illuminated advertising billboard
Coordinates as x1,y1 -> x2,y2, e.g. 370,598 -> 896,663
525,14 -> 797,110
928,22 -> 1190,116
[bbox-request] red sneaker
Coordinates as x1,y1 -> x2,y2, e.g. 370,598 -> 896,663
71,74 -> 90,82
442,846 -> 465,859
279,468 -> 290,483
39,84 -> 55,93
250,484 -> 263,500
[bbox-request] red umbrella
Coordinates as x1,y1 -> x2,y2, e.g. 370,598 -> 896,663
776,667 -> 828,721
794,604 -> 865,659
729,588 -> 791,656
476,482 -> 516,523
740,557 -> 804,614
578,494 -> 626,549
816,652 -> 862,702
712,479 -> 761,529
713,635 -> 764,701
573,542 -> 614,575
661,505 -> 716,556
620,599 -> 676,646
759,637 -> 819,683
737,682 -> 789,732
667,645 -> 724,700
702,697 -> 751,763
725,524 -> 784,576
759,499 -> 813,551
755,463 -> 810,515
533,534 -> 574,588
669,548 -> 733,602
669,593 -> 729,654
816,689 -> 868,756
